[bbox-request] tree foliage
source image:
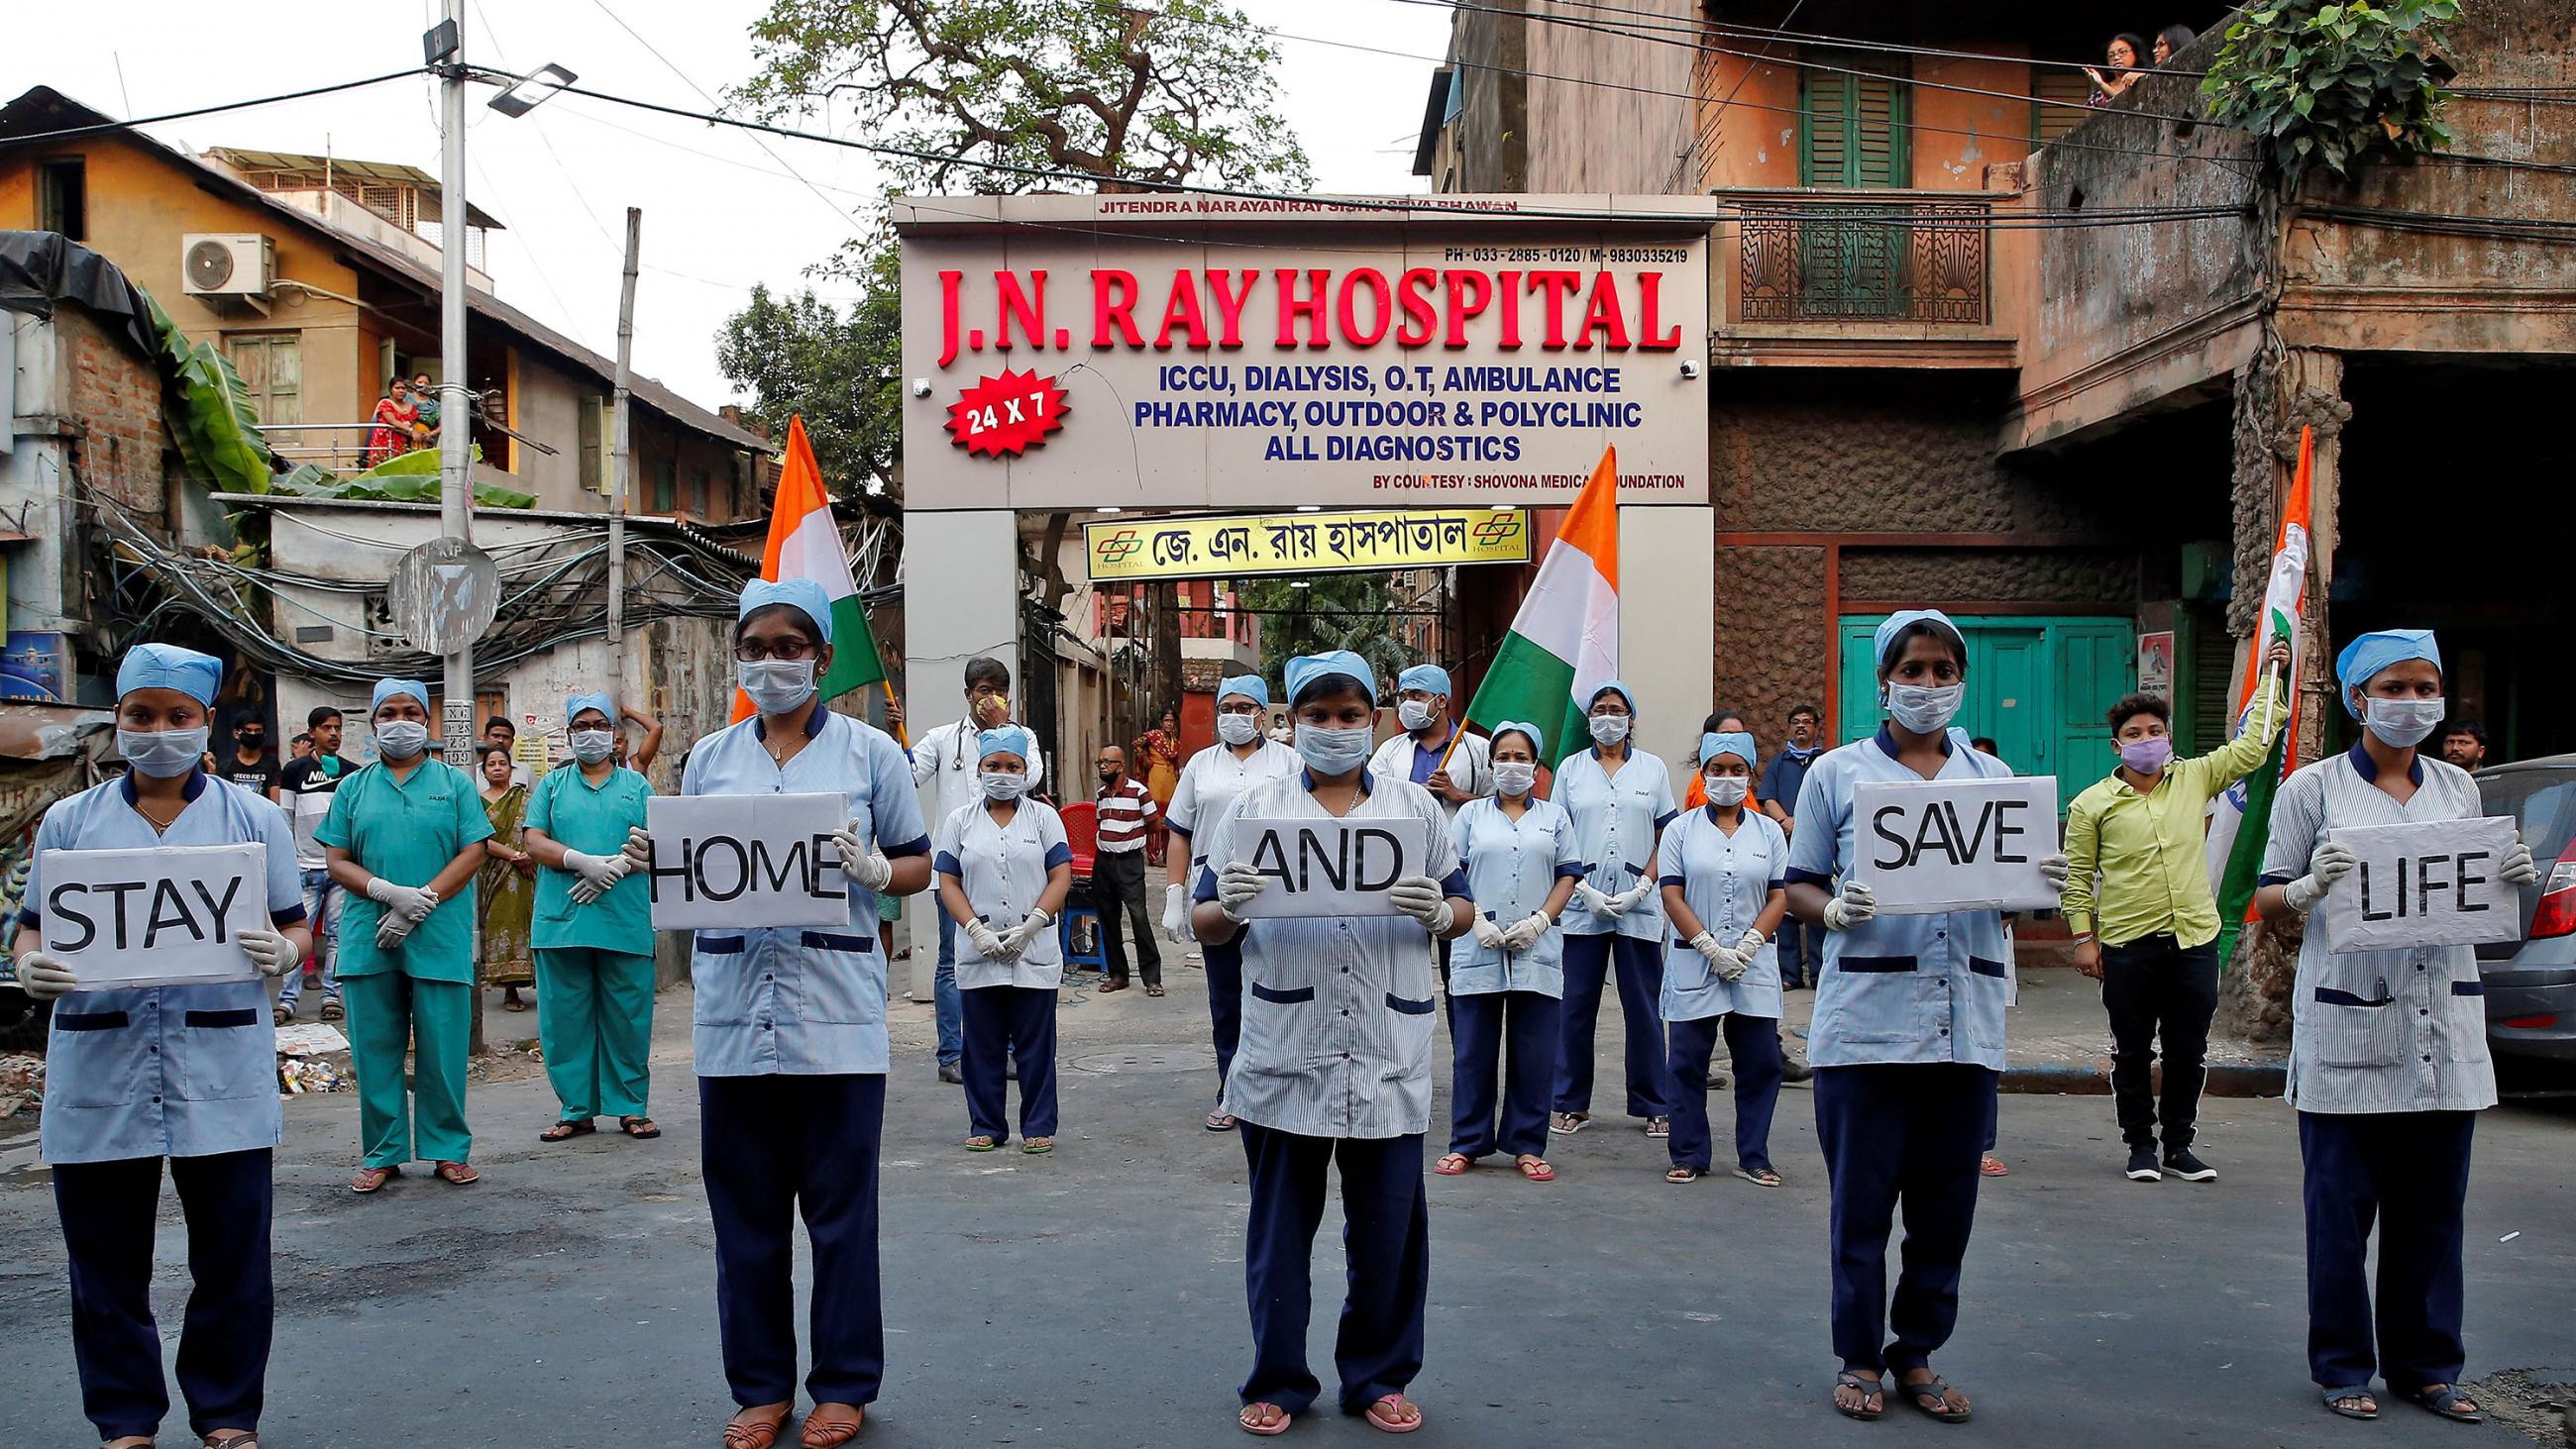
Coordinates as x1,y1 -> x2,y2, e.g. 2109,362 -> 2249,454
735,0 -> 1312,194
715,244 -> 903,501
1232,573 -> 1413,685
2201,0 -> 2458,188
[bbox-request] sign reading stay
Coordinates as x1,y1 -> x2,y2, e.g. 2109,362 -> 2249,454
2323,815 -> 2522,954
645,792 -> 851,932
40,843 -> 268,989
1853,776 -> 2061,915
1232,815 -> 1429,920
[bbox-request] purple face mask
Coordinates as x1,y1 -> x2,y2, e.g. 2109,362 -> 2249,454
2118,736 -> 2175,775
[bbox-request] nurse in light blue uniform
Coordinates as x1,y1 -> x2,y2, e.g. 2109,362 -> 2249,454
1657,730 -> 1791,1187
1436,721 -> 1582,1182
934,724 -> 1073,1153
660,577 -> 933,1449
1551,679 -> 1680,1137
1784,609 -> 2069,1425
12,644 -> 307,1449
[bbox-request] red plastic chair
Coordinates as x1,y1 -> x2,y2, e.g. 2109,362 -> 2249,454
1054,800 -> 1105,969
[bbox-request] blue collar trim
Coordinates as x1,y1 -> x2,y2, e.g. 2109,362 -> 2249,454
120,768 -> 209,806
1300,768 -> 1374,793
2347,740 -> 2424,786
753,706 -> 831,744
1873,725 -> 1954,760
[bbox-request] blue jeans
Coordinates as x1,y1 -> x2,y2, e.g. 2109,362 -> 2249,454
933,913 -> 961,1067
277,869 -> 340,1008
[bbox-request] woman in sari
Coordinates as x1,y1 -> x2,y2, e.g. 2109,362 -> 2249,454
1133,707 -> 1183,866
476,743 -> 538,1012
364,377 -> 419,467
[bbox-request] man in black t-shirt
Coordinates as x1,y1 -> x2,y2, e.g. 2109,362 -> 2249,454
222,715 -> 280,797
275,706 -> 355,1022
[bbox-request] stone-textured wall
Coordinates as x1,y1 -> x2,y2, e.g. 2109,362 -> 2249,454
1711,544 -> 1826,735
1840,548 -> 2137,604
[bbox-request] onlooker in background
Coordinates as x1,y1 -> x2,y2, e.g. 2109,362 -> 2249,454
911,657 -> 1047,1085
476,744 -> 539,1013
276,706 -> 355,1024
410,370 -> 441,450
223,714 -> 279,798
2062,637 -> 2291,1185
1969,737 -> 2000,761
1368,663 -> 1493,819
1133,707 -> 1184,867
2439,719 -> 2487,773
483,715 -> 534,787
1683,709 -> 1754,812
1091,745 -> 1163,995
363,376 -> 417,466
1760,703 -> 1826,989
618,699 -> 665,775
288,730 -> 313,763
2152,24 -> 2197,66
2086,34 -> 2149,105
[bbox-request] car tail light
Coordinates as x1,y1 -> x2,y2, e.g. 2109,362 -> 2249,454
2530,847 -> 2576,940
2499,1014 -> 2560,1030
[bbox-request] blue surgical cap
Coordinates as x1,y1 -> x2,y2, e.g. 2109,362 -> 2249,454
115,643 -> 222,706
1587,679 -> 1637,715
1397,663 -> 1452,696
1700,730 -> 1758,771
2334,629 -> 2441,718
1285,651 -> 1378,707
1874,609 -> 1967,672
1218,673 -> 1270,707
976,724 -> 1032,764
371,677 -> 430,716
737,577 -> 835,645
566,691 -> 615,726
1491,719 -> 1545,758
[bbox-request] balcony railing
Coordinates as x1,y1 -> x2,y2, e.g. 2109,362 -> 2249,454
1736,198 -> 1990,326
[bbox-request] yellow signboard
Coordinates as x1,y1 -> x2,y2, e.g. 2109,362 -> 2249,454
1083,509 -> 1532,583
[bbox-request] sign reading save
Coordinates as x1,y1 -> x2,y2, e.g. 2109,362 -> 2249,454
1852,776 -> 2061,915
40,843 -> 268,989
2323,816 -> 2522,954
645,792 -> 851,932
1232,815 -> 1429,920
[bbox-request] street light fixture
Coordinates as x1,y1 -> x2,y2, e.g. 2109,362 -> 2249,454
487,63 -> 579,119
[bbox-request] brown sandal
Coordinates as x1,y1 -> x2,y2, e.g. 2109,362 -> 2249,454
203,1435 -> 262,1449
721,1405 -> 792,1449
800,1404 -> 865,1447
540,1120 -> 595,1142
621,1116 -> 662,1139
433,1160 -> 481,1186
349,1166 -> 398,1194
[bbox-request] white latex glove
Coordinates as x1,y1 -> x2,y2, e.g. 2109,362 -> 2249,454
2284,840 -> 2359,914
1471,914 -> 1508,950
1387,875 -> 1452,933
965,919 -> 1008,960
1822,880 -> 1878,932
1715,948 -> 1751,983
562,849 -> 632,905
1217,861 -> 1270,922
2502,840 -> 2539,888
1000,908 -> 1053,959
375,909 -> 420,950
14,950 -> 77,1000
1502,910 -> 1551,951
1160,883 -> 1189,943
239,926 -> 293,978
622,825 -> 654,871
832,825 -> 893,890
1615,879 -> 1658,912
1573,880 -> 1615,916
2038,853 -> 2071,890
366,877 -> 439,923
1735,927 -> 1768,960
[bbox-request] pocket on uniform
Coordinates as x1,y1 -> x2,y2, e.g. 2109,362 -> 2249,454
1249,982 -> 1315,1004
180,1013 -> 271,1102
2307,986 -> 2402,1068
697,934 -> 747,955
54,1010 -> 131,1032
1664,945 -> 1714,994
1384,992 -> 1436,1015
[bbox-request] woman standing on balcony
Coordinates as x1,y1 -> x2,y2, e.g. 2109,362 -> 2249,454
363,376 -> 418,467
2086,34 -> 2149,105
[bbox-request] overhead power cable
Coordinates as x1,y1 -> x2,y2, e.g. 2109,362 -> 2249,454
0,68 -> 433,148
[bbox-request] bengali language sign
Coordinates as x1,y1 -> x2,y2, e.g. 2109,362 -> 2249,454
1083,508 -> 1531,582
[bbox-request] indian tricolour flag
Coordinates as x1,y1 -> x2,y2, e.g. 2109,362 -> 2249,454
1461,445 -> 1619,762
731,413 -> 886,722
2207,425 -> 2314,964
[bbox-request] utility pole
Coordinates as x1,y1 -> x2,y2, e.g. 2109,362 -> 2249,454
606,208 -> 639,703
436,0 -> 475,771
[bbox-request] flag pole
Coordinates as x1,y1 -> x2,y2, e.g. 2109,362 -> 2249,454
882,678 -> 909,749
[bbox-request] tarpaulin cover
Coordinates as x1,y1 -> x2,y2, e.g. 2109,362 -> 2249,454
0,230 -> 160,361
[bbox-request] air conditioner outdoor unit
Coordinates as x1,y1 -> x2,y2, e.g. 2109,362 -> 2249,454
181,233 -> 274,299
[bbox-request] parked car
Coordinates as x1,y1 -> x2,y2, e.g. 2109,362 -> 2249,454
2474,754 -> 2576,1063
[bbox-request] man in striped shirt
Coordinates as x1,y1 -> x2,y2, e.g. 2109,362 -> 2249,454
1094,745 -> 1163,994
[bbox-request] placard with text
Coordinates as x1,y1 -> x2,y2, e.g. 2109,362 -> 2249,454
1232,815 -> 1430,920
645,792 -> 850,932
2323,816 -> 2522,954
40,843 -> 269,989
1852,776 -> 2061,915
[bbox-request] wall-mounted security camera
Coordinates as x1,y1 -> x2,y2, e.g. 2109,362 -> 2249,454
1679,360 -> 1702,379
911,377 -> 933,398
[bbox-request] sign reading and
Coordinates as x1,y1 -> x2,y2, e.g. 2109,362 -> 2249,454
40,843 -> 268,989
1084,508 -> 1530,583
645,792 -> 850,932
1853,777 -> 2062,915
2323,816 -> 2522,954
1232,815 -> 1430,920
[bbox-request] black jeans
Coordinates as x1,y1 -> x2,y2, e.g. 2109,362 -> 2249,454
1092,848 -> 1160,986
2100,934 -> 2219,1151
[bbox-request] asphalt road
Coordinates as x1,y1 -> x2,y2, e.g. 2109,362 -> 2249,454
2,976 -> 2571,1448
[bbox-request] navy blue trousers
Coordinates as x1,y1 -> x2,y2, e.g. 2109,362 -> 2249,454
1776,917 -> 1818,988
1206,936 -> 1243,1097
1813,1063 -> 1994,1375
699,1073 -> 886,1408
54,1148 -> 271,1442
1238,1122 -> 1429,1416
1449,990 -> 1562,1160
1667,1012 -> 1783,1174
2299,1109 -> 2476,1394
961,984 -> 1058,1142
1554,933 -> 1673,1118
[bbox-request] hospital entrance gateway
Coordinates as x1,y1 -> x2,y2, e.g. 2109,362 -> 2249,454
892,195 -> 1722,993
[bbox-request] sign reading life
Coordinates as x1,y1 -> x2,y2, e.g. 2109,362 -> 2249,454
1232,816 -> 1429,920
40,843 -> 268,989
1853,777 -> 2063,915
2323,816 -> 2522,954
645,792 -> 852,932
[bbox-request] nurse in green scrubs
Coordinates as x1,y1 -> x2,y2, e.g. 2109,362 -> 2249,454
319,677 -> 494,1192
522,690 -> 661,1141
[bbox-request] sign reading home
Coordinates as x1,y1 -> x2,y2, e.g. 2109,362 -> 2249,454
645,792 -> 851,932
1085,508 -> 1530,583
1232,815 -> 1430,920
39,843 -> 269,988
896,194 -> 1711,511
1852,777 -> 2062,915
2323,816 -> 2522,954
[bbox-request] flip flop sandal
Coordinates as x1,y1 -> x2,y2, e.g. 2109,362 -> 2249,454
1645,1116 -> 1671,1139
1206,1112 -> 1237,1132
1981,1155 -> 2010,1177
1735,1166 -> 1783,1189
2404,1385 -> 2482,1423
319,1001 -> 344,1022
1238,1402 -> 1292,1436
1899,1374 -> 1972,1424
620,1117 -> 662,1139
1021,1138 -> 1054,1155
540,1120 -> 596,1142
966,1136 -> 1000,1152
799,1406 -> 865,1448
1434,1153 -> 1473,1175
272,1005 -> 293,1026
1362,1395 -> 1423,1433
1146,984 -> 1166,996
1516,1158 -> 1556,1182
1833,1370 -> 1886,1421
1665,1166 -> 1704,1184
204,1434 -> 263,1447
350,1166 -> 400,1194
1550,1112 -> 1589,1135
2321,1388 -> 2379,1420
433,1161 -> 481,1187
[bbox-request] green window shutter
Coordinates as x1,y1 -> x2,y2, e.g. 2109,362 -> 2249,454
1800,69 -> 1850,186
1799,52 -> 1909,187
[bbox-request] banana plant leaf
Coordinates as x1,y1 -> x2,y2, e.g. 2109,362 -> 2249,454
135,287 -> 278,493
270,446 -> 536,509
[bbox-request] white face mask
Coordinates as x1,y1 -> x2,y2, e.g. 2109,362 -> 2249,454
739,659 -> 817,714
1588,714 -> 1630,747
375,718 -> 430,761
1703,775 -> 1750,807
1217,712 -> 1260,747
1884,682 -> 1965,734
2362,695 -> 2446,749
1294,723 -> 1376,776
979,770 -> 1030,801
119,725 -> 210,778
1493,762 -> 1538,797
569,728 -> 616,764
1397,698 -> 1438,732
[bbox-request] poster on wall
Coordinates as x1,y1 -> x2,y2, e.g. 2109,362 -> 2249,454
0,630 -> 72,702
2137,631 -> 2176,698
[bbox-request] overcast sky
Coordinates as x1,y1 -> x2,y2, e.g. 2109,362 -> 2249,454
3,0 -> 1451,410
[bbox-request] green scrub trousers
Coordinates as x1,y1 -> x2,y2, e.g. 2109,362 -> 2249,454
536,948 -> 657,1119
346,972 -> 475,1167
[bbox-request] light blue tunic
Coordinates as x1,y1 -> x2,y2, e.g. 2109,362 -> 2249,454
1657,805 -> 1789,1022
1554,747 -> 1678,941
1786,727 -> 2015,1071
933,798 -> 1074,988
20,772 -> 303,1164
1447,795 -> 1584,997
682,708 -> 931,1077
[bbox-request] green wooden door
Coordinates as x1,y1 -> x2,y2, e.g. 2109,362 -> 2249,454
1838,614 -> 2136,815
